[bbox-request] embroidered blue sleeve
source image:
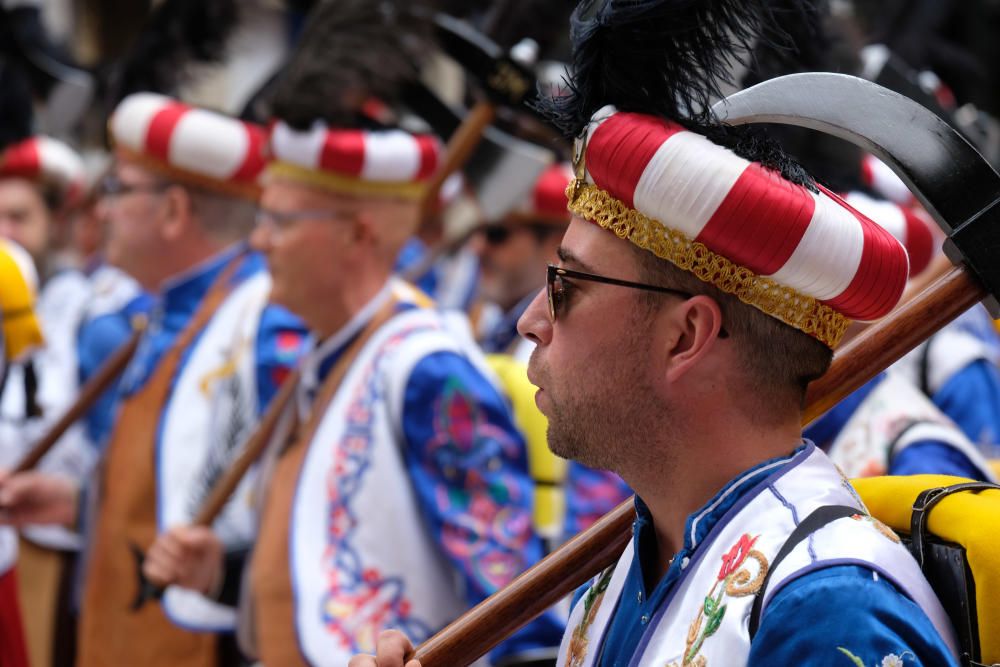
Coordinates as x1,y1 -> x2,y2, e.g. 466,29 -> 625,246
933,360 -> 1000,454
890,441 -> 988,480
253,304 -> 308,412
401,351 -> 564,659
563,461 -> 633,539
748,565 -> 958,667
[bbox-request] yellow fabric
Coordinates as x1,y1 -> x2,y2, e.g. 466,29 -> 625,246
0,240 -> 43,360
266,161 -> 427,200
851,475 -> 1000,664
991,460 -> 1000,480
486,354 -> 567,538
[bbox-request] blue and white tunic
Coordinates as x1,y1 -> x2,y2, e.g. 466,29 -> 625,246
559,445 -> 959,667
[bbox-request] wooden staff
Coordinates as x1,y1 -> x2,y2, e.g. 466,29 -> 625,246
410,262 -> 986,666
419,101 -> 496,224
12,325 -> 144,474
190,369 -> 300,527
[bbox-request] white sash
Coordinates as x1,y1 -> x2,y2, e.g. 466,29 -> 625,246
158,271 -> 271,631
290,306 -> 485,666
557,446 -> 958,667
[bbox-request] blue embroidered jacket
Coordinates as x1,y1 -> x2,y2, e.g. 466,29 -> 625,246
116,245 -> 306,413
579,447 -> 958,667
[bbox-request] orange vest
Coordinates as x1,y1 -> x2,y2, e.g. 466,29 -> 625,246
77,259 -> 240,667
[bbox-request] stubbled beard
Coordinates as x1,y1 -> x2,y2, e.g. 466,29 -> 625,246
535,332 -> 660,476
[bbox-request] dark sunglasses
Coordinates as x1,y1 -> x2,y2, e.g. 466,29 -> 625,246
479,223 -> 558,246
546,264 -> 729,337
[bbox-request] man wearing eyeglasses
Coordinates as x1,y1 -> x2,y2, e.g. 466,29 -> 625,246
0,93 -> 307,667
134,4 -> 562,666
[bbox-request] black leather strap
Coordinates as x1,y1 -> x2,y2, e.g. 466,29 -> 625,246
748,505 -> 859,639
909,482 -> 1000,568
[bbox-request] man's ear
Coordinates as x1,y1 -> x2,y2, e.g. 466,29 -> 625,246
159,185 -> 193,242
663,295 -> 725,384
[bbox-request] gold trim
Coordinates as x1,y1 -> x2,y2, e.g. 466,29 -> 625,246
566,180 -> 850,348
266,161 -> 427,200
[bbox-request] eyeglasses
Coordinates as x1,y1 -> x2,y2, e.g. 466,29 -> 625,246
254,206 -> 357,231
546,264 -> 729,337
97,174 -> 168,199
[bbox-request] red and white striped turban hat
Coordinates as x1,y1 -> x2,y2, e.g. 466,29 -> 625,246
843,191 -> 936,278
568,106 -> 911,349
506,163 -> 574,226
0,137 -> 85,208
267,120 -> 441,200
109,93 -> 267,201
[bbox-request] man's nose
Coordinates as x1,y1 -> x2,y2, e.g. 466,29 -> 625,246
249,223 -> 271,252
517,287 -> 552,346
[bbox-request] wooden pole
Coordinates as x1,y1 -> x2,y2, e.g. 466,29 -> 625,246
12,325 -> 144,474
411,262 -> 987,666
419,101 -> 496,224
190,369 -> 300,527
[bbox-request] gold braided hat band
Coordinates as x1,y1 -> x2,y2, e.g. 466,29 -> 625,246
566,179 -> 851,348
266,161 -> 428,201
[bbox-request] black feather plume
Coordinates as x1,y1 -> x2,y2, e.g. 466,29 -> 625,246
112,0 -> 239,103
270,0 -> 437,130
543,0 -> 806,138
0,60 -> 34,151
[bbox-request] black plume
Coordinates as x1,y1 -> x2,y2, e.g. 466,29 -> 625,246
112,0 -> 239,102
271,0 -> 436,130
543,0 -> 806,138
0,60 -> 34,151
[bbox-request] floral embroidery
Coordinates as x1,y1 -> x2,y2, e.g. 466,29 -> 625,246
319,327 -> 434,653
667,533 -> 769,667
566,567 -> 615,667
837,647 -> 915,667
850,513 -> 901,544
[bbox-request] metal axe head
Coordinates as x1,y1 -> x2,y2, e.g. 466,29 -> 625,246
712,72 -> 1000,315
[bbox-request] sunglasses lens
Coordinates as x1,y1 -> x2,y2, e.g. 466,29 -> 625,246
483,226 -> 511,245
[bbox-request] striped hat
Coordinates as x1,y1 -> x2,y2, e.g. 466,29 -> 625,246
506,163 -> 574,225
0,136 -> 85,208
569,106 -> 911,349
860,154 -> 916,207
267,120 -> 441,200
843,191 -> 936,278
109,93 -> 267,201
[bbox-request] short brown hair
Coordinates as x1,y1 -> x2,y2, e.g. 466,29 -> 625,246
633,245 -> 832,423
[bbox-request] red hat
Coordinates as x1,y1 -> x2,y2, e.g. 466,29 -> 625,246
506,163 -> 574,226
267,120 -> 441,200
569,106 -> 911,349
0,136 -> 85,208
109,93 -> 267,201
843,191 -> 936,278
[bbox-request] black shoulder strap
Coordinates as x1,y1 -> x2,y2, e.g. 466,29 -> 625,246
909,482 -> 1000,568
748,505 -> 859,639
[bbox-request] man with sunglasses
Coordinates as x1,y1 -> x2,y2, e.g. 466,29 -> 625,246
136,4 -> 561,665
0,93 -> 307,667
353,0 -> 961,664
474,163 -> 574,363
